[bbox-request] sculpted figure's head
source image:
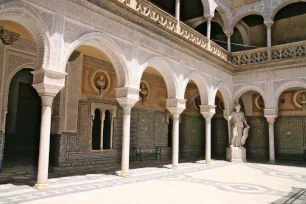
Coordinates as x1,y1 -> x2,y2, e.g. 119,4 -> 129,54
235,103 -> 241,112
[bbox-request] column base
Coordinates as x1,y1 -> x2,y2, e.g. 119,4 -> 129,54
226,147 -> 247,162
206,160 -> 212,164
120,171 -> 129,177
268,160 -> 276,164
34,182 -> 49,190
172,165 -> 178,170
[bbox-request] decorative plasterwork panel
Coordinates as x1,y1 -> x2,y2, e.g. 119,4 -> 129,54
66,55 -> 83,133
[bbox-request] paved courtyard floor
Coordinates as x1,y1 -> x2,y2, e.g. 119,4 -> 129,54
0,160 -> 306,204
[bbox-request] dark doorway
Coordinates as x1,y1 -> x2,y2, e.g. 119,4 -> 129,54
103,110 -> 111,149
4,68 -> 41,167
92,109 -> 101,150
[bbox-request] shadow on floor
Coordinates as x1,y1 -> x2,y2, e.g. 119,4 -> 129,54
271,187 -> 306,204
0,156 -> 205,187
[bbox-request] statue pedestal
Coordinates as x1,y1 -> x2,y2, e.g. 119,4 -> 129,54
226,147 -> 247,162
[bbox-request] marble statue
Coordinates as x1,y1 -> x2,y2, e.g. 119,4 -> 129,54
139,82 -> 148,102
94,72 -> 107,95
228,103 -> 250,147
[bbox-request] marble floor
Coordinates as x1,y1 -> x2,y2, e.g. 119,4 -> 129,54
0,160 -> 306,204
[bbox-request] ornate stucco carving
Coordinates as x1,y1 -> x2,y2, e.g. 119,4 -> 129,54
0,27 -> 20,45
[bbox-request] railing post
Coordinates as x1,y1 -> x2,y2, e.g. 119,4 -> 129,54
130,0 -> 137,9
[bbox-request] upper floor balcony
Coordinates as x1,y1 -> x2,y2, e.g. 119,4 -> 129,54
100,0 -> 306,69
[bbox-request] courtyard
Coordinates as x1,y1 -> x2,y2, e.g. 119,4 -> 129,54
0,160 -> 305,204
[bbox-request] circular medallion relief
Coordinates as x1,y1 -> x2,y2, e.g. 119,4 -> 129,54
91,70 -> 111,96
254,95 -> 264,110
293,90 -> 306,109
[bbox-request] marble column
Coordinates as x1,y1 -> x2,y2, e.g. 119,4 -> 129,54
224,30 -> 233,61
205,117 -> 212,163
175,0 -> 180,33
201,105 -> 216,164
167,99 -> 186,169
120,107 -> 132,177
206,16 -> 212,41
116,87 -> 140,177
172,114 -> 180,168
35,95 -> 54,189
32,69 -> 66,189
100,111 -> 105,150
265,20 -> 274,61
266,116 -> 276,163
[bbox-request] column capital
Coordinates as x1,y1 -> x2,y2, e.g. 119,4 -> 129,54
265,115 -> 277,124
200,105 -> 216,119
264,108 -> 278,116
116,87 -> 140,108
264,20 -> 274,28
204,15 -> 213,21
223,29 -> 233,38
166,98 -> 186,119
32,69 -> 66,97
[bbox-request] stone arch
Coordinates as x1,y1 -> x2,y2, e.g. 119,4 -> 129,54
201,0 -> 216,17
231,12 -> 265,31
215,6 -> 230,30
62,32 -> 129,88
182,71 -> 210,105
273,80 -> 306,108
213,81 -> 233,111
233,84 -> 267,107
1,63 -> 35,131
193,17 -> 224,30
139,56 -> 178,99
235,21 -> 250,45
0,1 -> 51,70
271,0 -> 306,20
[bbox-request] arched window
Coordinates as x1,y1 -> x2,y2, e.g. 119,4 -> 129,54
92,109 -> 101,150
103,110 -> 112,149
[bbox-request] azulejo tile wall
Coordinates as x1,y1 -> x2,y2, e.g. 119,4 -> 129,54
0,131 -> 4,172
275,116 -> 306,160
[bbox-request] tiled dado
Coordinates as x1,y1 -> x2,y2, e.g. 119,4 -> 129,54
0,131 -> 4,172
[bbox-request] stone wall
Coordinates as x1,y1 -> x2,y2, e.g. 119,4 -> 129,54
51,102 -> 170,167
0,131 -> 4,172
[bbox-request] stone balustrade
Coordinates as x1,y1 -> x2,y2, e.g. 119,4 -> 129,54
179,22 -> 208,49
272,40 -> 306,60
109,0 -> 230,62
135,0 -> 177,32
106,0 -> 306,66
231,47 -> 268,66
232,40 -> 306,66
